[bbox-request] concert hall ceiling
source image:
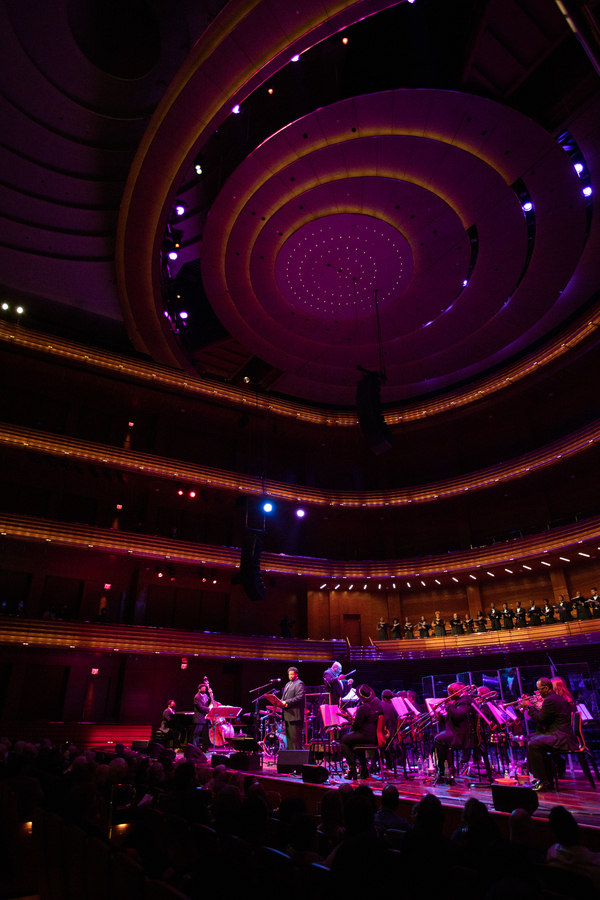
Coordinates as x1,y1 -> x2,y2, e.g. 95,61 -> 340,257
1,0 -> 598,411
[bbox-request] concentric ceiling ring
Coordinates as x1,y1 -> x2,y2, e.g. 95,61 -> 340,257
202,89 -> 587,404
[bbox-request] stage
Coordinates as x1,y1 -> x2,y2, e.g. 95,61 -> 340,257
230,753 -> 600,842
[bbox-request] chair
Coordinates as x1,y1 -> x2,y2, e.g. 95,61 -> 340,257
549,711 -> 600,790
353,715 -> 389,778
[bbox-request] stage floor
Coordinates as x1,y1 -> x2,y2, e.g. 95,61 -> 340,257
206,752 -> 600,836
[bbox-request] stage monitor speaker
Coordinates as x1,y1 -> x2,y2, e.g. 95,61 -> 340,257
240,532 -> 267,601
131,740 -> 149,752
277,749 -> 311,774
184,744 -> 208,764
356,372 -> 394,455
301,764 -> 329,784
229,751 -> 262,771
211,754 -> 230,768
491,784 -> 539,816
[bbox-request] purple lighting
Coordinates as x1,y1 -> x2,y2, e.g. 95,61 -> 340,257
522,202 -> 533,212
291,54 -> 300,62
175,204 -> 185,216
179,311 -> 188,319
168,250 -> 178,260
583,186 -> 592,197
231,104 -> 241,114
296,508 -> 305,517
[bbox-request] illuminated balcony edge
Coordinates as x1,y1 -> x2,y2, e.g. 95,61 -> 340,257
1,417 -> 598,510
1,511 -> 600,579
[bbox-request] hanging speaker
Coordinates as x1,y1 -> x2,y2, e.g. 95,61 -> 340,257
239,532 -> 267,601
356,372 -> 394,455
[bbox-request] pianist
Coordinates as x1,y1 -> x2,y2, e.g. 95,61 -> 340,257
158,699 -> 177,744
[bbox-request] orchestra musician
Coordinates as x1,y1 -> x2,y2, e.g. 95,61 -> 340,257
323,661 -> 353,706
193,679 -> 213,750
340,683 -> 384,781
433,683 -> 477,783
281,666 -> 305,749
522,676 -> 578,791
158,699 -> 177,745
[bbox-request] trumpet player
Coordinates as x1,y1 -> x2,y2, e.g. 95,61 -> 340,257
434,683 -> 477,783
522,677 -> 577,791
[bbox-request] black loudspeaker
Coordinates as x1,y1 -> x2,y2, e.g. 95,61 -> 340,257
131,740 -> 149,752
356,371 -> 394,455
277,750 -> 311,774
210,754 -> 230,768
239,532 -> 267,601
491,784 -> 539,815
184,744 -> 208,764
301,764 -> 329,784
228,752 -> 262,771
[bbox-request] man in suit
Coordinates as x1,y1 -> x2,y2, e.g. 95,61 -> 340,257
523,676 -> 578,791
434,683 -> 477,782
281,666 -> 305,749
193,682 -> 212,750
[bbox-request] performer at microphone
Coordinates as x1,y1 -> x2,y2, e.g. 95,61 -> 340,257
193,678 -> 213,750
281,666 -> 305,749
323,661 -> 354,706
433,683 -> 476,783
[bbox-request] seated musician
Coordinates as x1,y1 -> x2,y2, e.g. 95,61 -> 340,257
522,677 -> 578,791
323,661 -> 353,706
341,684 -> 384,781
433,683 -> 476,783
158,699 -> 177,745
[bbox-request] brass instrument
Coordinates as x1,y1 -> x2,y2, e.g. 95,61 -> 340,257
400,683 -> 478,737
501,690 -> 542,711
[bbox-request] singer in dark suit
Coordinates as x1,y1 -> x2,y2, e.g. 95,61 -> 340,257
281,666 -> 305,749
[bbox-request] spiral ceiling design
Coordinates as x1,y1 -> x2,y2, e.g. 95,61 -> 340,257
202,89 -> 587,404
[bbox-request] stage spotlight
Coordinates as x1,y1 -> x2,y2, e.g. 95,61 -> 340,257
189,491 -> 196,498
175,204 -> 186,216
522,201 -> 533,212
291,54 -> 300,62
262,501 -> 273,513
1,303 -> 8,310
296,508 -> 305,518
168,567 -> 176,581
574,163 -> 584,174
583,186 -> 593,196
178,490 -> 183,495
268,87 -> 273,94
211,569 -> 217,584
179,311 -> 188,319
342,36 -> 348,44
232,104 -> 241,114
16,306 -> 24,314
156,566 -> 164,578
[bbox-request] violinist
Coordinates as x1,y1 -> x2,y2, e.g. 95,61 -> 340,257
323,661 -> 353,705
434,683 -> 476,783
193,678 -> 213,750
522,677 -> 577,792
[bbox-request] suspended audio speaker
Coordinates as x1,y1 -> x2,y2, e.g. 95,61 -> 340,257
239,532 -> 267,601
356,371 -> 394,455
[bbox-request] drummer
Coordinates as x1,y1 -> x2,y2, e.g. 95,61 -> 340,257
324,661 -> 354,706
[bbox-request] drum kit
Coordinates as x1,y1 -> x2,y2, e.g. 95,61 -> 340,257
260,704 -> 286,756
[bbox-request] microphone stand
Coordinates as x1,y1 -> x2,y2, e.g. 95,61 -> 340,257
249,679 -> 281,743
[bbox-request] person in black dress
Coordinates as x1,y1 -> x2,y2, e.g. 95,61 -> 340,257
377,617 -> 389,640
450,613 -> 463,636
404,617 -> 415,639
501,604 -> 514,630
542,600 -> 555,624
515,603 -> 527,628
464,614 -> 474,635
391,617 -> 403,640
489,605 -> 501,631
433,612 -> 445,637
418,616 -> 430,638
528,602 -> 541,626
476,611 -> 487,633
